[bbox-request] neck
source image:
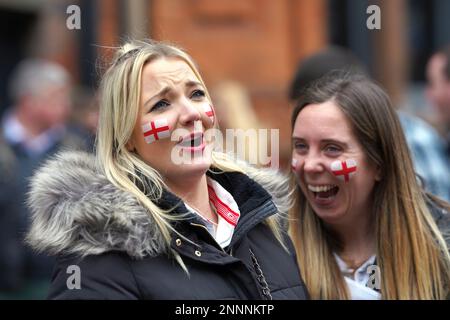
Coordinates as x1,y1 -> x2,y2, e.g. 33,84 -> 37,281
328,209 -> 376,263
15,108 -> 47,137
165,174 -> 217,224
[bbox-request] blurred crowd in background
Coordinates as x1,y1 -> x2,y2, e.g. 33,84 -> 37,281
0,0 -> 449,299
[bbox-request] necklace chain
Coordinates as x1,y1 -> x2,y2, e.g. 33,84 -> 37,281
187,200 -> 218,225
340,255 -> 372,272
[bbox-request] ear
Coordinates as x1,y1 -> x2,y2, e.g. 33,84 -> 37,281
125,139 -> 135,152
374,166 -> 382,181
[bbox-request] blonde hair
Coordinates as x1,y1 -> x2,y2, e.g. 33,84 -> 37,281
96,39 -> 285,272
289,73 -> 450,299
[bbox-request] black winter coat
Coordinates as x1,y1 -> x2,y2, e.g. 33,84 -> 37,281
26,151 -> 309,300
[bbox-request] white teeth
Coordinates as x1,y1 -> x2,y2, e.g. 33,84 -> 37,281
179,134 -> 202,147
307,184 -> 337,192
192,136 -> 201,147
179,139 -> 192,147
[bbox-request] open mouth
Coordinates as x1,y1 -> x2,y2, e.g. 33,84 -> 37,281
307,184 -> 339,201
178,132 -> 205,150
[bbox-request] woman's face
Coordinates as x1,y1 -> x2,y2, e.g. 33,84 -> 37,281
291,100 -> 380,225
128,57 -> 214,188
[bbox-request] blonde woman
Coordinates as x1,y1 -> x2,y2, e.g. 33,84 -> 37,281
289,72 -> 450,299
26,39 -> 308,300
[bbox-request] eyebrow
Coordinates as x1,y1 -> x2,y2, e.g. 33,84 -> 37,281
186,80 -> 203,88
321,139 -> 349,148
292,137 -> 349,147
143,80 -> 204,109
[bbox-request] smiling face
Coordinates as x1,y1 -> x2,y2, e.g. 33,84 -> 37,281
128,57 -> 214,188
292,100 -> 381,225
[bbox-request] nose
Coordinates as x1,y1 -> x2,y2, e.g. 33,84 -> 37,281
302,153 -> 325,174
178,98 -> 201,126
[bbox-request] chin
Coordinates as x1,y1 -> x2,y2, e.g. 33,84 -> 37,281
310,204 -> 347,225
316,212 -> 347,225
189,161 -> 211,173
177,158 -> 211,177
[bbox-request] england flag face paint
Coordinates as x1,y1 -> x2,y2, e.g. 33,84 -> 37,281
203,104 -> 215,124
330,159 -> 357,182
142,118 -> 171,144
291,158 -> 298,171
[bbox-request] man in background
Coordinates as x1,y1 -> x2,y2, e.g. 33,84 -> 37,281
426,45 -> 450,159
0,59 -> 87,299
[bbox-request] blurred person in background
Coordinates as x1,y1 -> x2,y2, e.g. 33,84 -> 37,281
426,45 -> 450,158
289,46 -> 450,202
0,58 -> 87,299
69,86 -> 99,152
211,81 -> 270,167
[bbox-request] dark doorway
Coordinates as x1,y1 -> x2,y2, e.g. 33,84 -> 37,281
0,7 -> 37,117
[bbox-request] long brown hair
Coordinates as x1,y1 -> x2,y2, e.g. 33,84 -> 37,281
289,72 -> 450,299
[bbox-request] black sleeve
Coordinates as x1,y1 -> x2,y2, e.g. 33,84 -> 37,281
48,252 -> 141,300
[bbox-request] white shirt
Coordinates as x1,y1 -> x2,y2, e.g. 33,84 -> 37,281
185,177 -> 241,248
334,253 -> 381,300
2,112 -> 65,157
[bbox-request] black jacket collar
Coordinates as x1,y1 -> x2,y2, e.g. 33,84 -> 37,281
155,169 -> 278,246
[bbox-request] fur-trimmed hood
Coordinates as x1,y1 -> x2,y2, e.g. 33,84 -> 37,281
26,151 -> 292,259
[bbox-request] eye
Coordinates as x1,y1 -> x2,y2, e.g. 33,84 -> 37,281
190,89 -> 206,100
150,100 -> 170,112
294,141 -> 308,154
324,144 -> 342,155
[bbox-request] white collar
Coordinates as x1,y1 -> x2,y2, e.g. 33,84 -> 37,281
334,253 -> 381,300
2,112 -> 65,156
2,112 -> 27,145
185,177 -> 241,248
334,253 -> 376,277
344,277 -> 381,300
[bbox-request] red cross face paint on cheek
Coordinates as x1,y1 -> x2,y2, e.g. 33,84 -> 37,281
203,104 -> 215,124
142,118 -> 171,144
291,158 -> 298,172
330,159 -> 357,182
